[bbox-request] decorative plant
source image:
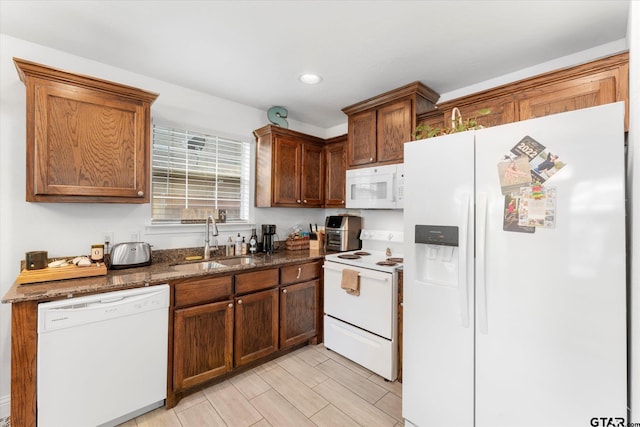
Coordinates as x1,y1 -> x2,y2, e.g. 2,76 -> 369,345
413,107 -> 492,139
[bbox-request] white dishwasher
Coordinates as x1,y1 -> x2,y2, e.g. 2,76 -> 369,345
37,284 -> 169,427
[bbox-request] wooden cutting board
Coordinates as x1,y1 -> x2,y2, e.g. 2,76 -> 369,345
16,262 -> 107,285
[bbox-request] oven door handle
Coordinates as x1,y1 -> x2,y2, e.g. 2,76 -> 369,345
323,262 -> 391,282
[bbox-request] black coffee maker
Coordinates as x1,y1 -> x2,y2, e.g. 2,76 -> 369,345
261,224 -> 277,253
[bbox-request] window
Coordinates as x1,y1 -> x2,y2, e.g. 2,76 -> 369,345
151,125 -> 250,223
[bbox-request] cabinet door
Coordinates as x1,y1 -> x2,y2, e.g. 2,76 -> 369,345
518,74 -> 617,122
234,289 -> 279,366
173,300 -> 234,391
454,99 -> 517,129
272,136 -> 301,206
348,110 -> 377,167
300,143 -> 324,207
377,99 -> 412,163
324,138 -> 346,207
30,79 -> 149,201
280,279 -> 320,348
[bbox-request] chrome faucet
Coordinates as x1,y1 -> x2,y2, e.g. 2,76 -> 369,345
204,215 -> 219,259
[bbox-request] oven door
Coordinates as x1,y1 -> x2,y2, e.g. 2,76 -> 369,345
346,165 -> 397,209
323,261 -> 397,339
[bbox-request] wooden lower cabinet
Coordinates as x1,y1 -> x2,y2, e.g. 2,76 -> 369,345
173,300 -> 234,391
168,262 -> 322,407
234,288 -> 279,366
280,279 -> 320,348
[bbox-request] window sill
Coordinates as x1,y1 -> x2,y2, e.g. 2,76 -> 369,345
145,222 -> 253,236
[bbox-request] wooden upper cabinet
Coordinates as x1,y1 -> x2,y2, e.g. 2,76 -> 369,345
417,51 -> 629,132
301,142 -> 324,206
14,58 -> 158,203
273,136 -> 301,206
342,81 -> 439,169
348,110 -> 377,166
518,74 -> 616,121
377,99 -> 412,163
254,125 -> 324,207
324,135 -> 347,208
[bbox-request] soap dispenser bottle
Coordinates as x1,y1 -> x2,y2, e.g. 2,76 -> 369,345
235,233 -> 242,255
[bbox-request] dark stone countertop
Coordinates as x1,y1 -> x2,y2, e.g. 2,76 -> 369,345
2,247 -> 330,304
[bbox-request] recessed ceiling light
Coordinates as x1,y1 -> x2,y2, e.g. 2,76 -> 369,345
299,73 -> 322,85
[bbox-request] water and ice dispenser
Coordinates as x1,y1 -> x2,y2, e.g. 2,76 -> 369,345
415,225 -> 459,287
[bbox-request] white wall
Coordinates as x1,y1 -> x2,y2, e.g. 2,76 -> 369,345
0,30 -> 632,421
627,1 -> 639,422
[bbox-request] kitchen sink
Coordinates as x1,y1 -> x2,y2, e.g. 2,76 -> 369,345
217,256 -> 262,266
171,260 -> 226,272
171,255 -> 263,272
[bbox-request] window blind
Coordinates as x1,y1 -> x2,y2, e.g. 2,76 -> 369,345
151,125 -> 250,222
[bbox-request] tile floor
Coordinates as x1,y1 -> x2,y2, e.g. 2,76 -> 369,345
119,344 -> 404,427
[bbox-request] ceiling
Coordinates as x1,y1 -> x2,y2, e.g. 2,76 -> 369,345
0,1 -> 630,129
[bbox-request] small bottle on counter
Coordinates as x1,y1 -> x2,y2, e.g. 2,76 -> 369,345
241,236 -> 247,255
235,233 -> 242,255
226,236 -> 234,256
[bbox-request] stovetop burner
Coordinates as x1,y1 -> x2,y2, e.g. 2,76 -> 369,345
353,251 -> 371,256
387,257 -> 403,263
376,260 -> 398,266
338,254 -> 361,259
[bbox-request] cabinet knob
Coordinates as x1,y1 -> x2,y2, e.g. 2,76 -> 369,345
282,289 -> 287,294
137,191 -> 144,197
369,158 -> 373,162
228,303 -> 233,308
341,200 -> 344,204
297,199 -> 301,204
238,299 -> 243,304
303,200 -> 307,204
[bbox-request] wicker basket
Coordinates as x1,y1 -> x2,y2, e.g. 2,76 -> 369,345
285,236 -> 310,251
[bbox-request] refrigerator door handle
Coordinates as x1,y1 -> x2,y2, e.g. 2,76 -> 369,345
477,192 -> 489,334
459,194 -> 470,328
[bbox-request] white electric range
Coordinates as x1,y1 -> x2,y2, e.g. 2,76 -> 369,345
323,229 -> 403,381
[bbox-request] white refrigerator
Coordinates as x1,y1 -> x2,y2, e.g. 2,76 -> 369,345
402,102 -> 627,427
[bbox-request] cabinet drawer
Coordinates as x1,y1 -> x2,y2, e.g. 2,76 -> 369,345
235,268 -> 279,294
280,261 -> 321,285
174,275 -> 233,308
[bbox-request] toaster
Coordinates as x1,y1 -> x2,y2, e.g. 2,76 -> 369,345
109,242 -> 152,269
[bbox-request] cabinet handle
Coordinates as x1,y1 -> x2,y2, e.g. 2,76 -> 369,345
137,191 -> 144,197
228,303 -> 233,308
282,289 -> 287,294
296,267 -> 302,279
238,299 -> 243,304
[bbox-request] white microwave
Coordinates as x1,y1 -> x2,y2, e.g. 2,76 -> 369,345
346,164 -> 404,209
